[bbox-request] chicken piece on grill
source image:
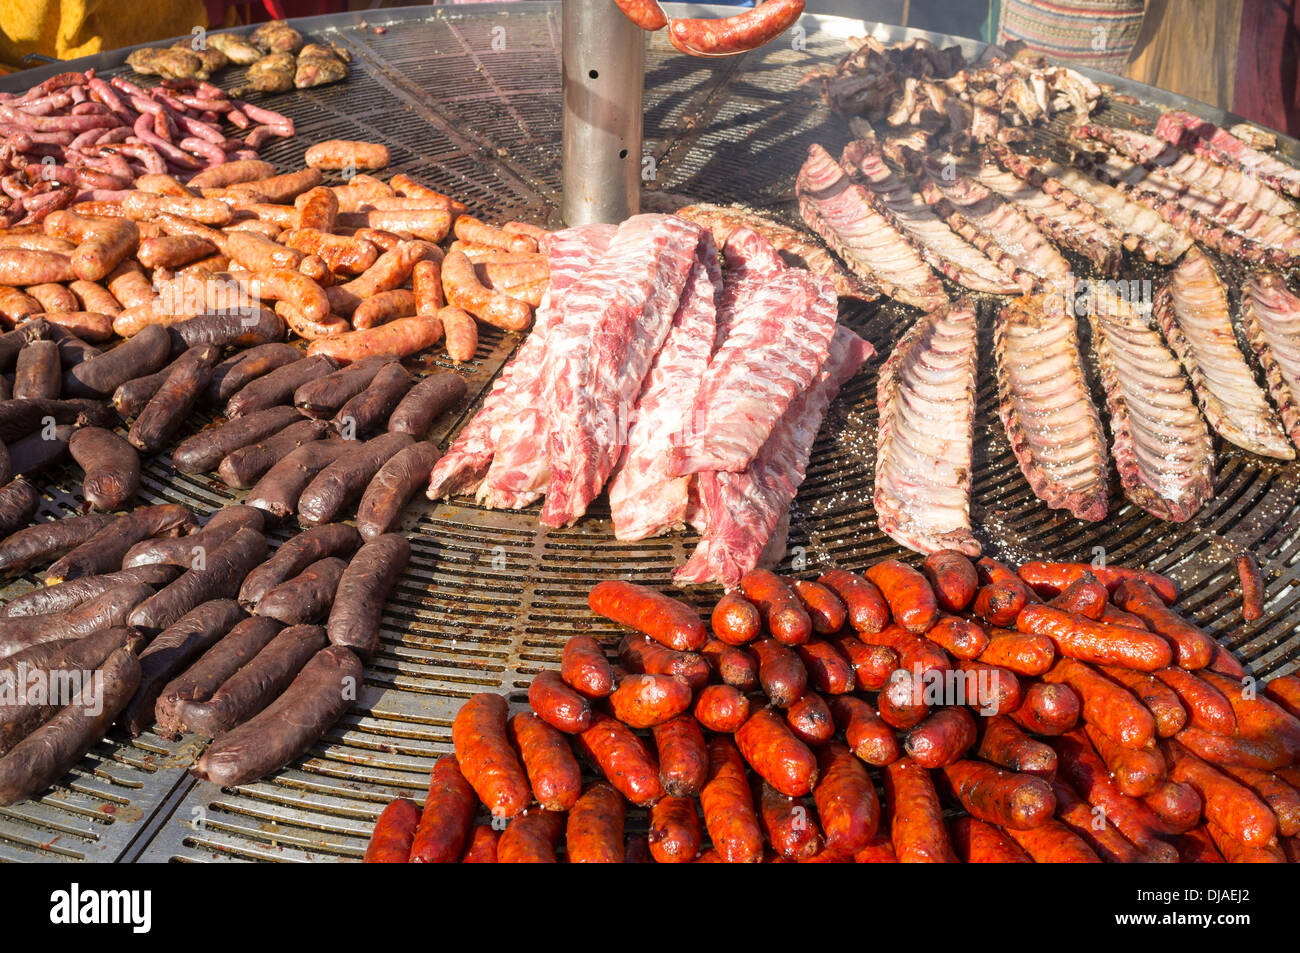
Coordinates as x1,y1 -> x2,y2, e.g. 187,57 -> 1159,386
208,31 -> 264,65
172,41 -> 228,77
233,51 -> 297,97
294,48 -> 349,89
252,21 -> 304,54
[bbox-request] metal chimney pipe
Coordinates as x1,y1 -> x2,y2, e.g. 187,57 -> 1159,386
561,0 -> 644,225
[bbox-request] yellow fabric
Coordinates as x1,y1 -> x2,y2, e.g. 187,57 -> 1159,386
0,0 -> 208,74
1124,0 -> 1242,110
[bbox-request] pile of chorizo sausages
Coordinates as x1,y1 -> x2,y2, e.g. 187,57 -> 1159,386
0,68 -> 297,228
364,556 -> 1300,862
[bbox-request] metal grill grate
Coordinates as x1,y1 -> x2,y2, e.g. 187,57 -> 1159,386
0,5 -> 1297,862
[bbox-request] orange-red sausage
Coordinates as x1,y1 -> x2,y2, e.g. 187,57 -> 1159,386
864,560 -> 937,634
527,669 -> 592,734
408,755 -> 477,863
363,798 -> 419,862
451,692 -> 531,818
508,712 -> 582,812
735,707 -> 818,797
740,570 -> 811,645
565,783 -> 626,863
884,757 -> 956,863
1016,604 -> 1172,671
652,715 -> 708,797
700,736 -> 762,863
818,567 -> 889,634
921,550 -> 978,613
560,635 -> 613,699
589,580 -> 707,651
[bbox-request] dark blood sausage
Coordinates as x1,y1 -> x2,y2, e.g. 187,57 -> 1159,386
976,714 -> 1057,778
588,580 -> 707,651
1111,580 -> 1215,670
949,816 -> 1031,863
13,339 -> 60,399
700,735 -> 762,863
0,627 -> 139,755
0,582 -> 153,660
166,308 -> 285,354
0,565 -> 177,618
750,637 -> 807,707
759,783 -> 823,861
648,796 -> 703,863
829,695 -> 899,766
692,684 -> 750,732
128,527 -> 268,632
387,371 -> 467,439
529,669 -> 592,733
735,706 -> 818,797
217,418 -> 328,489
0,480 -> 39,538
576,711 -> 664,806
254,557 -> 347,624
1009,682 -> 1080,735
293,354 -> 396,417
702,639 -> 759,692
123,505 -> 263,569
152,615 -> 283,738
1047,572 -> 1109,620
973,558 -> 1033,627
0,396 -> 115,443
207,343 -> 305,406
922,550 -> 979,613
1236,553 -> 1265,621
710,591 -> 761,645
191,644 -> 361,788
739,569 -> 811,645
63,322 -> 169,398
884,757 -> 957,863
173,624 -> 327,739
126,344 -> 220,454
508,712 -> 582,812
0,512 -> 115,577
608,673 -> 692,729
0,646 -> 140,806
225,354 -> 338,418
905,706 -> 977,768
833,636 -> 898,691
939,759 -> 1056,830
112,367 -> 170,418
355,441 -> 442,540
67,426 -> 139,511
325,532 -> 409,658
7,423 -> 74,477
818,568 -> 890,634
173,405 -> 303,474
121,598 -> 245,736
408,754 -> 477,863
652,715 -> 708,797
815,740 -> 880,855
238,523 -> 361,611
331,362 -> 411,438
1016,604 -> 1172,671
560,635 -> 614,699
247,440 -> 353,518
865,560 -> 938,634
618,635 -> 708,690
785,692 -> 834,745
363,798 -> 419,863
1018,561 -> 1179,604
564,783 -> 625,863
1044,658 -> 1155,748
298,432 -> 413,527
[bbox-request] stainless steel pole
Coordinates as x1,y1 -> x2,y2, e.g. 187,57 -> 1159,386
561,0 -> 644,225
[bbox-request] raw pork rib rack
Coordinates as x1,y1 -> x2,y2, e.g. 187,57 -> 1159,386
0,8 -> 1298,864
